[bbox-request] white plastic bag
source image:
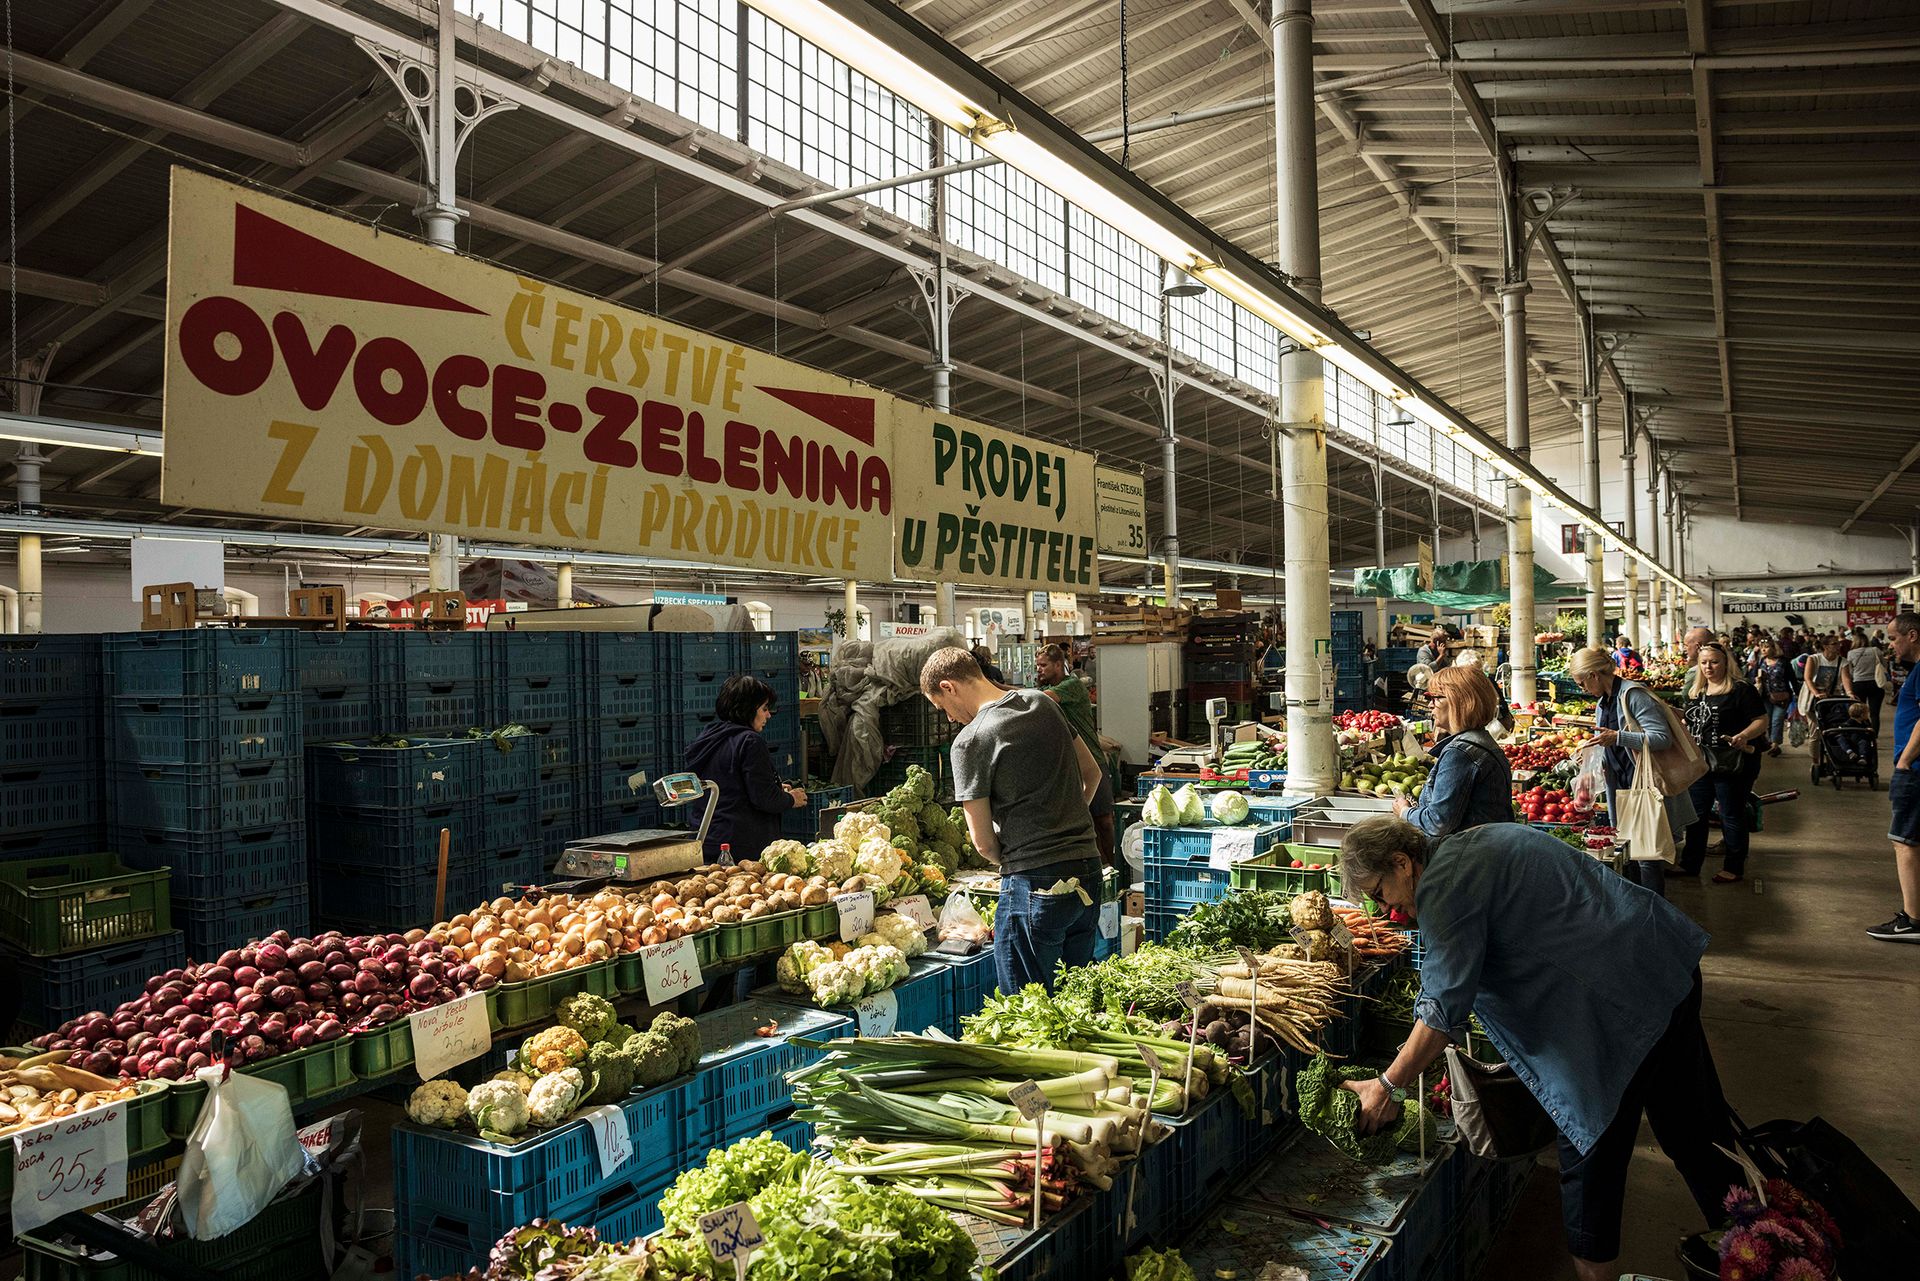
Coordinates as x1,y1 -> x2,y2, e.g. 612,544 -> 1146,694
937,890 -> 990,944
1572,744 -> 1608,813
174,1064 -> 308,1240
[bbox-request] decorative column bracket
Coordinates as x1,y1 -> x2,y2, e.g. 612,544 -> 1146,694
355,36 -> 516,225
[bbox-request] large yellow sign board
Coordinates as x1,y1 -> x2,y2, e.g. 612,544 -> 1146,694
162,169 -> 894,578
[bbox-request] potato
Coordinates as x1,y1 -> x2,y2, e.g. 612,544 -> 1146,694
713,905 -> 740,924
744,902 -> 768,919
800,885 -> 830,906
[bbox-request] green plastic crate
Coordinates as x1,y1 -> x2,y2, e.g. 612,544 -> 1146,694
611,930 -> 720,995
716,908 -> 807,961
0,1083 -> 169,1208
491,959 -> 616,1031
1226,847 -> 1339,896
0,854 -> 174,956
18,1170 -> 334,1281
803,903 -> 837,940
346,990 -> 503,1079
162,1039 -> 356,1138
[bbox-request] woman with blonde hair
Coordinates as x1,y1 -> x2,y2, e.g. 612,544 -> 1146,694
1679,642 -> 1770,883
1399,665 -> 1513,837
1571,646 -> 1696,895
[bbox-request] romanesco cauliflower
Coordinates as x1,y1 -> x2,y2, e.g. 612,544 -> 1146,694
555,993 -> 619,1044
760,839 -> 810,874
467,1079 -> 530,1136
527,1067 -> 587,1126
805,838 -> 854,882
405,1078 -> 469,1128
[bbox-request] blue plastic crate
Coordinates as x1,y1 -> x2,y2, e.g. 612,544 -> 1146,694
177,886 -> 308,957
110,694 -> 300,767
2,763 -> 100,837
105,630 -> 296,698
483,848 -> 549,892
892,956 -> 956,1036
595,673 -> 655,721
470,733 -> 540,799
925,949 -> 998,1031
0,635 -> 100,704
539,765 -> 579,819
662,632 -> 742,676
310,802 -> 480,869
475,794 -> 539,854
315,856 -> 489,929
391,685 -> 485,738
114,823 -> 307,899
307,738 -> 474,809
515,722 -> 583,770
0,698 -> 97,768
701,997 -> 852,1140
499,679 -> 583,726
765,1116 -> 813,1154
1243,795 -> 1308,834
588,632 -> 658,683
296,631 -> 388,692
301,688 -> 385,743
780,784 -> 853,839
0,826 -> 103,863
109,758 -> 301,833
594,718 -> 656,767
1142,822 -> 1287,913
390,631 -> 487,686
594,797 -> 661,833
539,811 -> 576,860
990,1192 -> 1127,1281
745,631 -> 798,672
592,761 -> 659,810
668,668 -> 730,716
6,930 -> 188,1031
657,710 -> 720,757
492,630 -> 583,683
764,732 -> 802,777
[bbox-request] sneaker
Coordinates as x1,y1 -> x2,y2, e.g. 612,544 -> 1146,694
1866,912 -> 1920,943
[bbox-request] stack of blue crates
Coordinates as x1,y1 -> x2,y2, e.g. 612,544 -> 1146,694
654,633 -> 744,832
105,631 -> 307,956
487,630 -> 586,860
297,631 -> 389,745
583,632 -> 661,833
307,737 -> 492,929
1141,821 -> 1288,941
747,631 -> 803,776
469,730 -> 544,891
388,631 -> 488,738
1331,609 -> 1366,712
1,635 -> 104,861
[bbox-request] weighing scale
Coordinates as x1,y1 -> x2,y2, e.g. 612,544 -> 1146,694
1156,696 -> 1234,771
547,771 -> 720,891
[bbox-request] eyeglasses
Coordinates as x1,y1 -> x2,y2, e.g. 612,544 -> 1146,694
1358,873 -> 1388,902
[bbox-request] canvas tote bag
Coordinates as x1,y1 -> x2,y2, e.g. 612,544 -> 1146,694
1619,684 -> 1708,796
1615,746 -> 1679,863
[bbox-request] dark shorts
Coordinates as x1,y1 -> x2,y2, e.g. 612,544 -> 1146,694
1889,767 -> 1920,846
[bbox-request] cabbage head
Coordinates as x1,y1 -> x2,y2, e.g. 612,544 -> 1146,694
1173,784 -> 1207,826
1143,785 -> 1180,827
1210,790 -> 1250,825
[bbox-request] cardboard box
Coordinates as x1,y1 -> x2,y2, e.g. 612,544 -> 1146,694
1123,888 -> 1145,918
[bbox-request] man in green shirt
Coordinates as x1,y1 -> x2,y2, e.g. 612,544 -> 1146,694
1037,644 -> 1115,865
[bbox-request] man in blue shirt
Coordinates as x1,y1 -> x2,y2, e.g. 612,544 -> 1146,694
1337,817 -> 1742,1279
1870,611 -> 1920,942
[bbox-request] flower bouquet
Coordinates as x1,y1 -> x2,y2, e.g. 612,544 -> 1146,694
1718,1179 -> 1842,1281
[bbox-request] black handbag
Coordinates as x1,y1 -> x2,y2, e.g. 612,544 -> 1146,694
1443,1045 -> 1558,1160
1737,1112 -> 1920,1276
1702,738 -> 1747,776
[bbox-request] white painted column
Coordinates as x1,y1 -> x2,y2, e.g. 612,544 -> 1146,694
1373,463 -> 1388,649
1501,283 -> 1536,704
15,446 -> 43,634
1157,291 -> 1181,608
556,563 -> 574,608
1274,0 -> 1336,792
423,0 -> 465,593
844,579 -> 859,642
1621,401 -> 1641,651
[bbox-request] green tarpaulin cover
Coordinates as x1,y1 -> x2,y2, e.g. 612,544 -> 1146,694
1353,559 -> 1570,609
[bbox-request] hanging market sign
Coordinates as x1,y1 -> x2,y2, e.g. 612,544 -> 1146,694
161,169 -> 894,579
891,405 -> 1099,592
1093,466 -> 1148,557
1846,586 -> 1897,628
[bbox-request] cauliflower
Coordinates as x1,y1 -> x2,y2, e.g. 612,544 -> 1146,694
777,940 -> 835,993
760,839 -> 810,874
492,1069 -> 536,1092
834,811 -> 891,849
585,1040 -> 634,1104
520,1025 -> 590,1075
555,993 -> 619,1044
805,959 -> 857,1006
840,943 -> 907,997
527,1067 -> 587,1127
868,912 -> 929,958
855,836 -> 908,887
405,1079 -> 469,1128
805,838 -> 854,883
467,1079 -> 530,1137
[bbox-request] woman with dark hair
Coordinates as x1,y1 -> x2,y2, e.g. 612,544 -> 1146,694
683,674 -> 808,861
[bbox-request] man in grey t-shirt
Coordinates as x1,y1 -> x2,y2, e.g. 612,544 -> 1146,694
922,646 -> 1103,993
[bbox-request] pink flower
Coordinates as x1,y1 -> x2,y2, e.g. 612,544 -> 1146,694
1719,1225 -> 1774,1278
1723,1185 -> 1760,1219
1774,1258 -> 1826,1281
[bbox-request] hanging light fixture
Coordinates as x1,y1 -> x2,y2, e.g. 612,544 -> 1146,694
1161,262 -> 1205,298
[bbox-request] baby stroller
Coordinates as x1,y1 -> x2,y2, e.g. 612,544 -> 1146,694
1810,695 -> 1877,790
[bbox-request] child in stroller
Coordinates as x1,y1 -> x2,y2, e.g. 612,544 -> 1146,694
1812,696 -> 1878,788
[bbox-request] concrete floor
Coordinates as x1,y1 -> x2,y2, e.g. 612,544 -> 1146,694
1484,731 -> 1920,1280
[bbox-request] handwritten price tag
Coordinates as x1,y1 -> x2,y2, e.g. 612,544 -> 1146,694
640,935 -> 705,1006
582,1105 -> 634,1179
891,895 -> 936,931
11,1102 -> 128,1233
835,890 -> 875,942
1008,1079 -> 1049,1122
1208,826 -> 1258,869
1174,981 -> 1201,1009
853,988 -> 898,1037
1099,899 -> 1119,939
410,990 -> 492,1082
700,1200 -> 765,1278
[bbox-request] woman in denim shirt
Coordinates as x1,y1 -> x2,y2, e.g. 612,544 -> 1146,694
1569,646 -> 1695,896
1336,816 -> 1741,1281
1399,665 -> 1512,836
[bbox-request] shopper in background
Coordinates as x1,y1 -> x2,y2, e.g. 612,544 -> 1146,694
1035,642 -> 1116,867
1756,643 -> 1795,756
1572,646 -> 1695,896
1802,635 -> 1844,704
970,643 -> 1008,687
1677,644 -> 1769,884
1415,628 -> 1451,669
1399,665 -> 1513,838
1869,612 -> 1920,943
1680,626 -> 1714,692
682,675 -> 807,862
1842,626 -> 1887,734
1611,636 -> 1644,676
1336,817 -> 1742,1281
922,647 -> 1105,990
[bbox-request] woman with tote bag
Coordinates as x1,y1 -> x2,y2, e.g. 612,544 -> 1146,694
1679,643 -> 1771,884
1570,646 -> 1702,896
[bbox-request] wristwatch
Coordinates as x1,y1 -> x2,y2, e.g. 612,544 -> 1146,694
1377,1071 -> 1410,1105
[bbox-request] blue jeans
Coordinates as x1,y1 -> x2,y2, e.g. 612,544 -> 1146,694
1766,701 -> 1790,747
1683,766 -> 1758,876
994,857 -> 1102,995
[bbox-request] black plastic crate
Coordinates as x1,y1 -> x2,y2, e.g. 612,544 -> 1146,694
297,631 -> 390,693
302,687 -> 387,743
177,886 -> 309,958
110,694 -> 300,767
110,758 -> 302,833
105,630 -> 296,699
390,631 -> 487,687
0,825 -> 103,863
7,931 -> 189,1031
879,696 -> 953,746
114,823 -> 308,900
3,763 -> 103,837
0,698 -> 98,768
0,635 -> 100,705
308,738 -> 476,809
589,632 -> 658,683
391,685 -> 485,737
314,856 -> 488,930
309,802 -> 481,869
475,794 -> 539,855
